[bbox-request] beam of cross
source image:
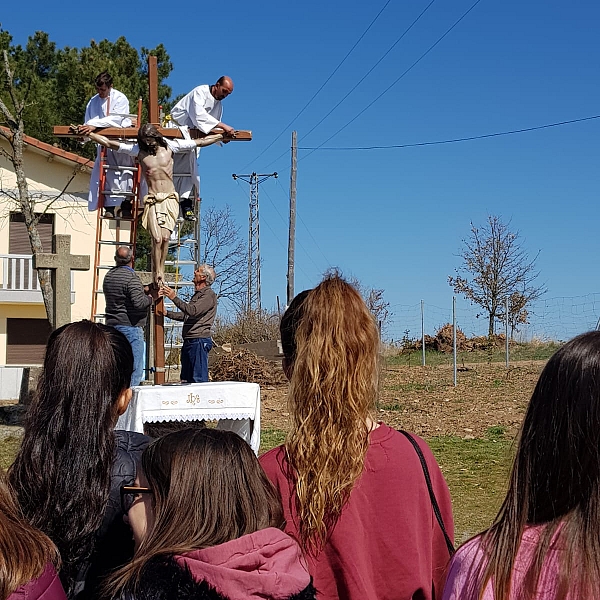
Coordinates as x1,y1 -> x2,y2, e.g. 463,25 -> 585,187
33,234 -> 90,330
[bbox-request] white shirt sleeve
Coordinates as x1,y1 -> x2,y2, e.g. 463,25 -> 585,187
117,143 -> 140,156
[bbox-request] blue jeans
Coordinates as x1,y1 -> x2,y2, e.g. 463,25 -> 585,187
114,325 -> 146,387
181,337 -> 213,383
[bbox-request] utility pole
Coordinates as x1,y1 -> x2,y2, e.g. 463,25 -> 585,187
231,172 -> 277,311
287,131 -> 297,306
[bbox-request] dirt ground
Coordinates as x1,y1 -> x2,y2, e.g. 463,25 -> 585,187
260,361 -> 544,439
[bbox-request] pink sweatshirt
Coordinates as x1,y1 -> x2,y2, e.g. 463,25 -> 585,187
443,527 -> 571,600
176,527 -> 311,600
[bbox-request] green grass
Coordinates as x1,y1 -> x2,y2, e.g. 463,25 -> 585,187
386,341 -> 560,368
378,401 -> 403,411
428,429 -> 514,543
384,382 -> 438,393
260,428 -> 287,453
0,436 -> 22,470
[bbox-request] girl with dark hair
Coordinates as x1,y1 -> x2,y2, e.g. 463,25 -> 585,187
260,273 -> 454,599
107,428 -> 316,600
0,471 -> 66,600
9,320 -> 150,599
443,330 -> 600,600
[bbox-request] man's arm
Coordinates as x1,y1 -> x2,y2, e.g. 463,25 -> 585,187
167,135 -> 224,154
165,309 -> 185,321
70,126 -> 139,155
70,126 -> 120,150
160,285 -> 215,318
127,278 -> 153,311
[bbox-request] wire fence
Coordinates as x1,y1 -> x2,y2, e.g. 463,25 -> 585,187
387,293 -> 600,345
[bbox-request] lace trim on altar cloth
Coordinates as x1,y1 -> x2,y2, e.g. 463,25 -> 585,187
142,412 -> 254,423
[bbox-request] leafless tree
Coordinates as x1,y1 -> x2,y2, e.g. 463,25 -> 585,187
347,276 -> 391,336
199,204 -> 247,312
448,215 -> 546,337
0,50 -> 56,325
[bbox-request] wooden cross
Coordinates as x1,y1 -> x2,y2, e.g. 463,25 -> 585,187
33,234 -> 90,330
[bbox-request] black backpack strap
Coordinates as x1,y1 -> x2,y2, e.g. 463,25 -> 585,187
399,430 -> 455,556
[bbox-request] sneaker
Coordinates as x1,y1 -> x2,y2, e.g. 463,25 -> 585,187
103,207 -> 115,218
184,209 -> 197,222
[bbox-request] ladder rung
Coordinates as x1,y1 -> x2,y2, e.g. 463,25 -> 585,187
94,290 -> 105,294
103,165 -> 139,172
98,240 -> 131,246
164,260 -> 196,265
101,191 -> 137,197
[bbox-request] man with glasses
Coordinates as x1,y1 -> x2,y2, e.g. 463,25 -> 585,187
78,71 -> 135,218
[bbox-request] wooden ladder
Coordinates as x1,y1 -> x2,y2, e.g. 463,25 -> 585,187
90,100 -> 143,322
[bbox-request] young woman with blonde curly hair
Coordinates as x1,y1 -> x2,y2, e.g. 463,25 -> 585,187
260,273 -> 454,600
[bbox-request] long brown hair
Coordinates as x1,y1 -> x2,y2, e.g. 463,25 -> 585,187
280,273 -> 380,552
468,331 -> 600,599
0,470 -> 59,599
9,320 -> 133,596
108,428 -> 284,595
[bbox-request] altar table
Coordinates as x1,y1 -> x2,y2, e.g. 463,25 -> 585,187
116,381 -> 261,453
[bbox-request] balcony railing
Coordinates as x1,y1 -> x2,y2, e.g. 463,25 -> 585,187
0,254 -> 75,304
0,254 -> 41,291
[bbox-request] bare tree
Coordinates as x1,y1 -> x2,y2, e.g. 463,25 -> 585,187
0,50 -> 56,325
448,215 -> 545,337
347,276 -> 391,336
199,205 -> 247,312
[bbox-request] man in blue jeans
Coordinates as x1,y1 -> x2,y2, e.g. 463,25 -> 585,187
103,246 -> 155,386
160,264 -> 217,382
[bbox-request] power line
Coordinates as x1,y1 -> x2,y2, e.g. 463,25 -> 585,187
296,115 -> 600,150
238,0 -> 393,171
300,0 -> 485,163
301,0 -> 437,141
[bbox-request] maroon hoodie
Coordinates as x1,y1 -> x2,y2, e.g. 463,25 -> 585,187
8,563 -> 67,600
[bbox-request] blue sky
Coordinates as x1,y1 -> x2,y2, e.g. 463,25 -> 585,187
4,0 -> 599,340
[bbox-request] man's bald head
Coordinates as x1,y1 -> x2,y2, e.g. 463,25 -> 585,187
115,246 -> 133,266
212,76 -> 234,101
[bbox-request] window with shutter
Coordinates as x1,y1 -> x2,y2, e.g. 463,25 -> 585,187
6,318 -> 52,365
8,213 -> 54,290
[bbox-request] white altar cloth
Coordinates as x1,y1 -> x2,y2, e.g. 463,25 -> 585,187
116,381 -> 261,453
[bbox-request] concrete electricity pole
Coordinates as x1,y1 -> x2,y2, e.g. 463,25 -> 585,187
287,131 -> 297,306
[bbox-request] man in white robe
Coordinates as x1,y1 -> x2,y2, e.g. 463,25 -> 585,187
168,76 -> 235,220
78,71 -> 134,217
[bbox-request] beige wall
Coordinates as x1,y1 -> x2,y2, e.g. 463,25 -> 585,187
0,139 -> 97,365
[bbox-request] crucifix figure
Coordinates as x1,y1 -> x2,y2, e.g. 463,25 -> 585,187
33,234 -> 90,330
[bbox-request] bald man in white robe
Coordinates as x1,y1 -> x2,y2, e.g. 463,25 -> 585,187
168,76 -> 236,220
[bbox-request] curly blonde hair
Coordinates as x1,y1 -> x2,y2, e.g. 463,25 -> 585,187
281,273 -> 380,552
